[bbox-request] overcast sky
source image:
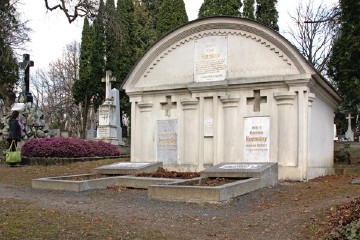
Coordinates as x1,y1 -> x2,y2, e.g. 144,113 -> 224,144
18,0 -> 338,71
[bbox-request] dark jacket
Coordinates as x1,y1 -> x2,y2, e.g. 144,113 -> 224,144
7,119 -> 22,141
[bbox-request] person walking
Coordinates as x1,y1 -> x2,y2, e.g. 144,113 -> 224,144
7,110 -> 23,151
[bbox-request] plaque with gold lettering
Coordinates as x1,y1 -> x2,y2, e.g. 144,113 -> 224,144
244,116 -> 270,162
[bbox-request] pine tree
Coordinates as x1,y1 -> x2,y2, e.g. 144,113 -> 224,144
156,0 -> 188,38
90,0 -> 106,109
116,0 -> 136,122
116,0 -> 135,82
328,0 -> 360,112
198,0 -> 242,18
133,1 -> 157,60
243,0 -> 255,20
104,0 -> 119,73
142,0 -> 164,29
255,0 -> 279,31
72,17 -> 95,138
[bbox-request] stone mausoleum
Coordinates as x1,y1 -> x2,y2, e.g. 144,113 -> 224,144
122,17 -> 341,181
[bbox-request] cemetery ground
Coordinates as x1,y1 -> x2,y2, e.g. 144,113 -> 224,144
0,158 -> 359,240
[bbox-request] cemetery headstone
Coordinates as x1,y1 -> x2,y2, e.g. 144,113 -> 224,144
345,113 -> 354,141
96,70 -> 124,145
110,88 -> 124,145
19,54 -> 34,103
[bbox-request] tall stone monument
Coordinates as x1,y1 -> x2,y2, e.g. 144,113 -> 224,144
96,71 -> 125,145
19,54 -> 34,103
110,88 -> 125,145
345,113 -> 354,141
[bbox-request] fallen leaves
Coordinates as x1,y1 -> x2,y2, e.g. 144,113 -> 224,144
106,185 -> 128,192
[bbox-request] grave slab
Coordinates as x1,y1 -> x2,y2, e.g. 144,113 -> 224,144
200,162 -> 278,187
351,178 -> 360,185
32,174 -> 122,192
94,162 -> 162,175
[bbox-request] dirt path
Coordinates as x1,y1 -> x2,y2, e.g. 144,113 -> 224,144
1,168 -> 359,240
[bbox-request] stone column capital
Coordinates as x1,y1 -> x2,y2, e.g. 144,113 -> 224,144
138,102 -> 153,112
274,92 -> 297,106
220,95 -> 240,108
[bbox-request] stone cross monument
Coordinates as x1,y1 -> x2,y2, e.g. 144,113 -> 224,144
345,113 -> 354,141
102,70 -> 116,101
19,54 -> 34,103
96,70 -> 124,145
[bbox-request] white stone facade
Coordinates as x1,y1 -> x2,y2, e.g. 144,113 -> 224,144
122,17 -> 341,181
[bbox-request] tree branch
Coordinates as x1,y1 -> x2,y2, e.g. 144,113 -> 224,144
44,0 -> 97,23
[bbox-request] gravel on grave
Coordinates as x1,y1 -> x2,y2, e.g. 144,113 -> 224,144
0,159 -> 360,240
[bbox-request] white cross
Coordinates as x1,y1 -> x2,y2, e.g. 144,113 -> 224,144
346,113 -> 354,132
102,70 -> 116,100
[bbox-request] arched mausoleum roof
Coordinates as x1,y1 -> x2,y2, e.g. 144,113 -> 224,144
123,16 -> 339,101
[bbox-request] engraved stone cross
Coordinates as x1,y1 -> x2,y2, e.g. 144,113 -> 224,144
247,90 -> 267,112
102,70 -> 116,100
161,96 -> 177,117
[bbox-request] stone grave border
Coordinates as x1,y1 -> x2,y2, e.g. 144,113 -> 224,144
148,177 -> 262,203
32,174 -> 124,192
148,162 -> 278,203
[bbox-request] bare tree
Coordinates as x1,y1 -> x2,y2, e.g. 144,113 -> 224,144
31,69 -> 48,108
284,0 -> 339,78
32,41 -> 83,136
44,0 -> 98,23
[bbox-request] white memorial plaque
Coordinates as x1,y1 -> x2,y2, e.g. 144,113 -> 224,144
194,36 -> 228,82
204,118 -> 214,137
157,120 -> 178,163
220,164 -> 263,170
244,117 -> 270,162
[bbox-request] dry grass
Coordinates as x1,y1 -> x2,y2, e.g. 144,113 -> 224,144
0,158 -> 128,188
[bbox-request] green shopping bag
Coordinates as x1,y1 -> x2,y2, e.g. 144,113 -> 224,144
6,141 -> 21,164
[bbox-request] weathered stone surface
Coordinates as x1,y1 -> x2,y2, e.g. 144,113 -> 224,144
0,103 -> 50,142
94,162 -> 163,175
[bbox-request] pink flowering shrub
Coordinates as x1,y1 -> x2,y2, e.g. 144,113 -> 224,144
21,137 -> 121,158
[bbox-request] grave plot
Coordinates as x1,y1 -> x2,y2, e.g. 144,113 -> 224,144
32,162 -> 163,192
32,174 -> 123,192
148,163 -> 278,203
115,167 -> 200,189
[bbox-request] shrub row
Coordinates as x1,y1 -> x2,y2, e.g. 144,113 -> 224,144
21,137 -> 121,158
